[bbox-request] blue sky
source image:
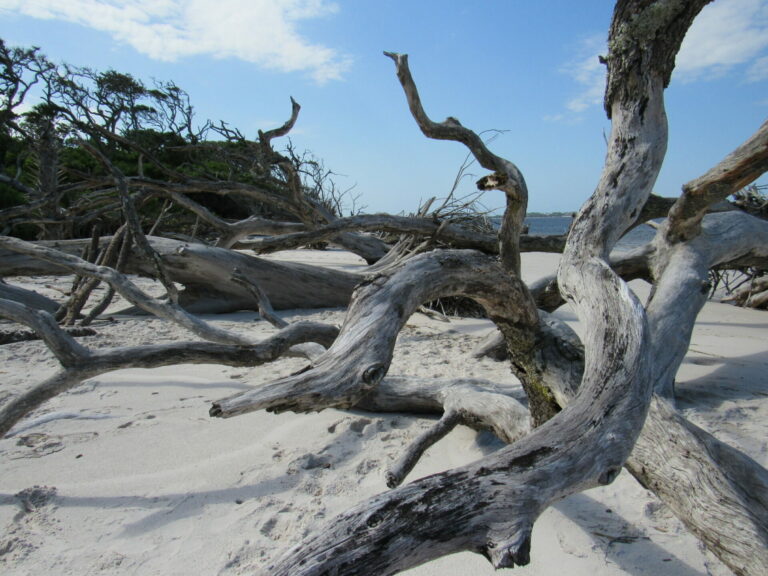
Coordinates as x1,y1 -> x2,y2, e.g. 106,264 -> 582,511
1,0 -> 766,214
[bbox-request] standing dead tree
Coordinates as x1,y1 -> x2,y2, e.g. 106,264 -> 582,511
2,1 -> 768,575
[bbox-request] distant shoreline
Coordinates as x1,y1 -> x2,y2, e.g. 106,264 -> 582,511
526,212 -> 575,218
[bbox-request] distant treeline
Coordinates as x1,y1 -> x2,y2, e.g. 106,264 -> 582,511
526,211 -> 575,218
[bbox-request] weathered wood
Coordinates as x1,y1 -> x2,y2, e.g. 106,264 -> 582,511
243,213 -> 498,254
640,208 -> 768,574
260,3 -> 709,573
60,225 -> 127,325
210,249 -> 537,417
243,206 -> 574,258
0,235 -> 260,346
0,325 -> 95,345
369,244 -> 768,576
0,298 -> 89,366
384,51 -> 529,276
385,49 -> 575,422
724,274 -> 768,308
478,243 -> 654,362
356,376 -> 530,488
0,235 -> 359,312
0,280 -> 60,314
355,214 -> 768,575
3,3 -> 766,575
534,211 -> 768,575
627,397 -> 768,576
0,296 -> 339,437
666,120 -> 768,244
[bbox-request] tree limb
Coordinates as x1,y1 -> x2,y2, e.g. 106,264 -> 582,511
0,235 -> 256,345
665,119 -> 768,243
0,236 -> 359,312
210,249 -> 536,417
260,3 -> 710,573
384,51 -> 528,275
0,296 -> 338,438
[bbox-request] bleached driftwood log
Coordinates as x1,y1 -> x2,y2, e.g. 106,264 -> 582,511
476,121 -> 768,575
625,117 -> 768,575
0,279 -> 59,313
0,235 -> 359,312
3,1 -> 767,574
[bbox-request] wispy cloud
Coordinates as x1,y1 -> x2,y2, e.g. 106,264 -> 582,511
547,0 -> 768,122
546,35 -> 606,123
748,56 -> 768,82
0,0 -> 351,83
563,40 -> 606,113
676,0 -> 768,82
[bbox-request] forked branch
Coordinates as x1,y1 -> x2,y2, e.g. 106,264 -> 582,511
262,2 -> 709,573
0,296 -> 338,438
384,51 -> 528,274
666,120 -> 768,244
210,249 -> 537,418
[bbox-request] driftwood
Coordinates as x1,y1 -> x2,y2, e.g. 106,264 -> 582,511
211,5 -> 718,574
0,279 -> 60,314
0,295 -> 339,437
354,214 -> 768,575
243,211 -> 573,255
0,235 -> 359,312
0,325 -> 95,345
724,274 -> 768,309
2,2 -> 768,575
210,249 -> 536,418
208,3 -> 768,575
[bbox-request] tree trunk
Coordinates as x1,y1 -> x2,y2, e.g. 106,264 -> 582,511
0,236 -> 359,312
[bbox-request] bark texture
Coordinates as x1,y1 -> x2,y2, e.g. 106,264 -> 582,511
257,2 -> 715,573
0,296 -> 339,437
0,235 -> 359,312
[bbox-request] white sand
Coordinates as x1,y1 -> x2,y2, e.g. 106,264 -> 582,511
1,250 -> 766,575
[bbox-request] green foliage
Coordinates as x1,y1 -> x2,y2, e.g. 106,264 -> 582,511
0,131 -> 29,208
0,36 -> 344,240
0,183 -> 25,209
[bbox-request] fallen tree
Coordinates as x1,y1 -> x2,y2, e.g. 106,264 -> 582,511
211,2 -> 768,574
0,235 -> 359,312
1,1 -> 768,575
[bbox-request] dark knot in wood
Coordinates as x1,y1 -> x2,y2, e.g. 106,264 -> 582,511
362,363 -> 387,386
598,466 -> 621,485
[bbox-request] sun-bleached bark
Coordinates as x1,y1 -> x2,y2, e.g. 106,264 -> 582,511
225,6 -> 714,574
5,2 -> 768,574
210,249 -> 537,418
383,51 -> 529,276
0,235 -> 359,312
0,235 -> 259,345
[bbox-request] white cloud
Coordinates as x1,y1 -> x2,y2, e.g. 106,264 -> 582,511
547,0 -> 768,121
748,56 -> 768,82
547,35 -> 606,122
0,0 -> 350,83
564,49 -> 606,113
676,0 -> 768,82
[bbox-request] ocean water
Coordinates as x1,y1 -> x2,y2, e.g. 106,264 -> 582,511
519,216 -> 656,252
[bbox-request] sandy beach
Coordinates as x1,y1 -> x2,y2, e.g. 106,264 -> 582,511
1,250 -> 766,575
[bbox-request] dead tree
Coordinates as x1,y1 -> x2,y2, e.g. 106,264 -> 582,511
2,1 -> 768,575
209,2 -> 768,574
0,235 -> 359,312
